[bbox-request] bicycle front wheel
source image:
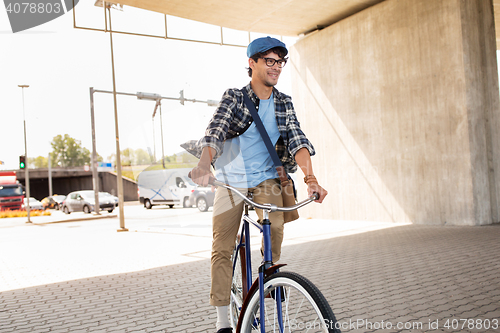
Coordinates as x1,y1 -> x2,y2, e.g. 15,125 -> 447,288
230,241 -> 246,329
240,271 -> 340,333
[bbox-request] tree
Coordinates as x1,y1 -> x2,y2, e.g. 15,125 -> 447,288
121,148 -> 133,167
50,134 -> 91,167
135,148 -> 151,165
28,156 -> 48,168
107,148 -> 153,166
106,153 -> 115,164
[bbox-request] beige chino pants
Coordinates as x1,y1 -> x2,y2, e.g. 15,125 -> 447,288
209,178 -> 284,306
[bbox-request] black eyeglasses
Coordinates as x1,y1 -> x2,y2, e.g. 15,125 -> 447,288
260,57 -> 288,68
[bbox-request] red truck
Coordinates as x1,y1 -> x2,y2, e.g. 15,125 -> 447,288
0,171 -> 24,211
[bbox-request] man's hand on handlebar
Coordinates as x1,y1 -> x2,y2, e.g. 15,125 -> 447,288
307,182 -> 328,203
189,147 -> 217,188
189,165 -> 214,187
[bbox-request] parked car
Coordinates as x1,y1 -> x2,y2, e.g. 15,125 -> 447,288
61,190 -> 116,214
23,197 -> 44,211
41,195 -> 66,210
189,186 -> 215,212
99,192 -> 118,207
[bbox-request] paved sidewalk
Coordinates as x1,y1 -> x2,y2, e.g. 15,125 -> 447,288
0,222 -> 499,332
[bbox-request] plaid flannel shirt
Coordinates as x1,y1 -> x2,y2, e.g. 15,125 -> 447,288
181,83 -> 315,174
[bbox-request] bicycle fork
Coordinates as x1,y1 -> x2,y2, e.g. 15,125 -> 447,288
258,209 -> 285,333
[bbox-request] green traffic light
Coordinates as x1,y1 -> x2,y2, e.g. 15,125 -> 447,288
20,162 -> 25,169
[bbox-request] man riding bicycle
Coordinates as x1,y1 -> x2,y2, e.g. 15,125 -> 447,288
186,36 -> 328,333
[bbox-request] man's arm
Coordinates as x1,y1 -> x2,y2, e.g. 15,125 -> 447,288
188,89 -> 239,186
190,147 -> 216,187
294,147 -> 328,203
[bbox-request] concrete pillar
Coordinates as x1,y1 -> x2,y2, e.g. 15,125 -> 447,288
291,0 -> 500,225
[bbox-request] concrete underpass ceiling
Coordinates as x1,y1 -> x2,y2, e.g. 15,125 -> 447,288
113,0 -> 500,49
113,0 -> 385,37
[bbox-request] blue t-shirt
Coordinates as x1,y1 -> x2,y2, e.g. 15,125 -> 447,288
214,93 -> 280,188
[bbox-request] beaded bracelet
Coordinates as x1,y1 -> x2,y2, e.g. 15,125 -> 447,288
304,175 -> 317,184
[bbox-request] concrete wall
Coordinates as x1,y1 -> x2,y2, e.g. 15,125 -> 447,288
100,172 -> 138,202
291,0 -> 500,225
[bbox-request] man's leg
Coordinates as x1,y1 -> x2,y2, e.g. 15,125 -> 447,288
251,179 -> 284,263
211,186 -> 246,331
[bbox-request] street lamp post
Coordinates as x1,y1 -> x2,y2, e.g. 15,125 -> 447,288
48,153 -> 52,196
89,87 -> 100,215
107,3 -> 127,231
89,87 -> 217,231
152,116 -> 156,163
151,99 -> 165,168
18,85 -> 31,224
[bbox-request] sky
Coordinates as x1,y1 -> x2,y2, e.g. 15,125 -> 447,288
0,2 -> 297,170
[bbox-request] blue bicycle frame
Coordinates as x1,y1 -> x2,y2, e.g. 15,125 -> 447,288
218,180 -> 318,333
235,205 -> 285,333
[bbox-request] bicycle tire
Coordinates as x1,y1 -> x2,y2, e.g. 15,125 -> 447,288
230,241 -> 246,328
239,271 -> 341,333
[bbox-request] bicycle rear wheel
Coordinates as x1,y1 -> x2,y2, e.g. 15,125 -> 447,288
240,271 -> 341,333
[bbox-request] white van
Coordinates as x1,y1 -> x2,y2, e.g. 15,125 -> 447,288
138,168 -> 195,209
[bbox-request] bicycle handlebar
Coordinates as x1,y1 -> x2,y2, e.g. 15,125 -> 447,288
211,179 -> 319,213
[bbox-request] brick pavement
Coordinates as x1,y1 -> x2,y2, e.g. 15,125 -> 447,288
1,224 -> 499,332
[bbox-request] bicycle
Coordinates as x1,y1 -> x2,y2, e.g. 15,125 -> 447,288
210,179 -> 341,333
